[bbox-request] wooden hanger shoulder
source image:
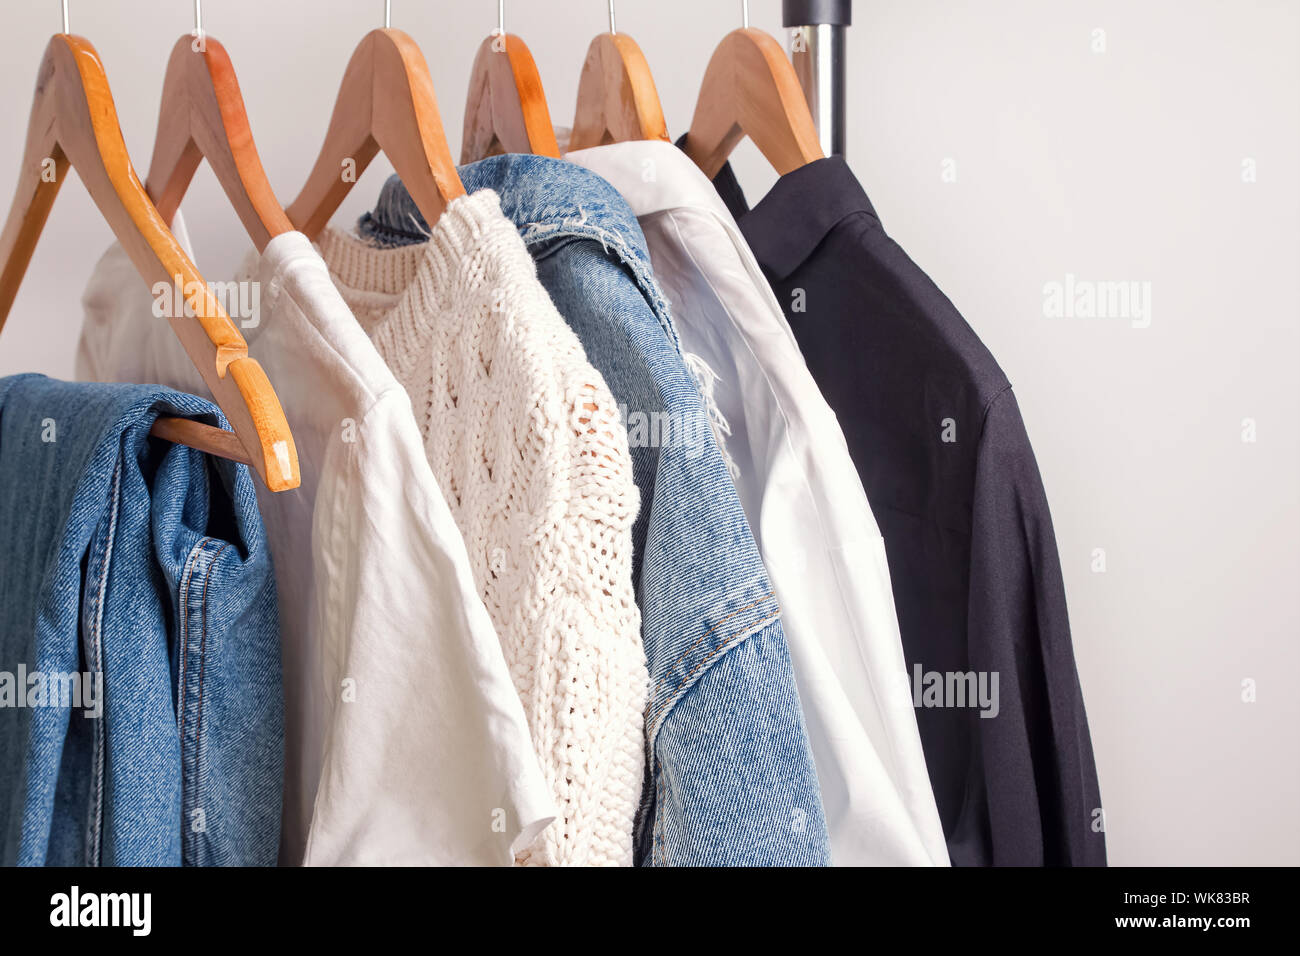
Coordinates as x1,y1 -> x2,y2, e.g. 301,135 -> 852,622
462,33 -> 559,162
145,33 -> 293,252
685,27 -> 823,179
287,28 -> 465,241
570,32 -> 669,150
0,34 -> 298,490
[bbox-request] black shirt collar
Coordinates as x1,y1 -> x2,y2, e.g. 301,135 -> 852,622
677,134 -> 881,281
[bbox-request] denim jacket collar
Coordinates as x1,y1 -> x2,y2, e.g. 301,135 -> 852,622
361,156 -> 682,350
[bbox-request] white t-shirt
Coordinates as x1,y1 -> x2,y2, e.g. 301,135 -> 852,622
566,141 -> 951,866
76,216 -> 557,865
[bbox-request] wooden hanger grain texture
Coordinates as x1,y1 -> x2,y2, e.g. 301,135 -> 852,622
684,27 -> 824,178
0,34 -> 299,490
146,32 -> 293,252
462,32 -> 560,162
288,28 -> 466,241
569,32 -> 670,149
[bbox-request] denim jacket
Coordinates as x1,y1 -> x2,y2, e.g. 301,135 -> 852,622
0,375 -> 282,866
361,160 -> 831,866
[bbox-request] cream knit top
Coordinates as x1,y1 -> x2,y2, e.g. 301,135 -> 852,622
318,191 -> 647,866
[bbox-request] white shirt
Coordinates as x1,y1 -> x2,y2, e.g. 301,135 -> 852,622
76,216 -> 557,865
566,141 -> 950,866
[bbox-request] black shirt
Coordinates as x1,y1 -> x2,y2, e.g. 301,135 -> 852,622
707,151 -> 1106,867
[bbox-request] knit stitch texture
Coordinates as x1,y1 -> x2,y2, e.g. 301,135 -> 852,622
318,190 -> 646,866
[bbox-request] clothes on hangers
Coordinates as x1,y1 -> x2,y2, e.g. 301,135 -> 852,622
317,190 -> 648,867
702,152 -> 1107,867
76,224 -> 558,866
0,9 -> 1125,872
358,160 -> 832,867
562,139 -> 950,867
0,375 -> 282,866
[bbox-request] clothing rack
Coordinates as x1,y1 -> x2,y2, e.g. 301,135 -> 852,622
783,0 -> 851,158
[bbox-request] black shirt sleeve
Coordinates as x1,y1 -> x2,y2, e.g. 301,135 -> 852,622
958,386 -> 1107,866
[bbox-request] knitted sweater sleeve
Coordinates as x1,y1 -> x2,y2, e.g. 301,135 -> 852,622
515,372 -> 646,867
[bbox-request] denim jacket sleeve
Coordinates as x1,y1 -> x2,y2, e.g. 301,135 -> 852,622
646,618 -> 829,865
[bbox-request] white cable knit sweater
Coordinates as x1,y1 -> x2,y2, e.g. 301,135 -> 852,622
318,191 -> 647,866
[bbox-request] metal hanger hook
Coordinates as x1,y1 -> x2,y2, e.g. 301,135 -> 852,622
742,0 -> 749,28
497,0 -> 505,35
60,0 -> 69,34
194,0 -> 203,37
608,0 -> 617,35
384,0 -> 391,28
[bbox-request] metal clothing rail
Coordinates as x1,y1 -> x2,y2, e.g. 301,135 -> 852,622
783,0 -> 851,158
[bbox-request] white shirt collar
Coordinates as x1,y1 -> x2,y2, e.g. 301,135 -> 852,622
564,139 -> 736,221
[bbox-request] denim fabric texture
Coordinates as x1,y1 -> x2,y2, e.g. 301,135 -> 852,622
0,375 -> 282,866
361,160 -> 831,866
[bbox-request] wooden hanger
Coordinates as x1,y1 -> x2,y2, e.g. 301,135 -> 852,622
287,27 -> 466,241
683,27 -> 824,179
569,3 -> 669,150
145,29 -> 293,252
0,32 -> 299,492
462,33 -> 560,162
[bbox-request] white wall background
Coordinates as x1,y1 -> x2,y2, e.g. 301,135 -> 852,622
0,0 -> 1296,866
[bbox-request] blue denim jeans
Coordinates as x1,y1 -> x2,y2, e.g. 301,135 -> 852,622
0,375 -> 282,866
362,163 -> 832,866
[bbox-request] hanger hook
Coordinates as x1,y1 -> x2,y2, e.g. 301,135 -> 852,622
742,0 -> 749,28
60,0 -> 69,34
608,0 -> 617,35
384,0 -> 391,28
194,0 -> 203,37
497,0 -> 504,35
